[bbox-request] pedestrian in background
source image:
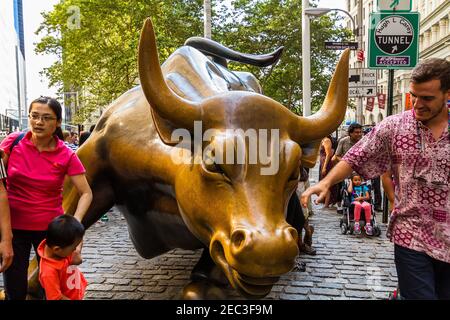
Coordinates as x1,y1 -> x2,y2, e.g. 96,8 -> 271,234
319,134 -> 339,208
63,130 -> 78,152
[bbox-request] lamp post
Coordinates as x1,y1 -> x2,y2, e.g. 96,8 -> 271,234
302,1 -> 311,116
304,8 -> 358,38
303,7 -> 359,117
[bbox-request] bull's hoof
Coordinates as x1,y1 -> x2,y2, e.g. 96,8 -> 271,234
182,280 -> 227,300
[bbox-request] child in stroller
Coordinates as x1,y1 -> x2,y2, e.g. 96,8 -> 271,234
339,173 -> 381,236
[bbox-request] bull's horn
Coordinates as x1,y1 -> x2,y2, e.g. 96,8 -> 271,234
138,18 -> 200,130
290,49 -> 349,143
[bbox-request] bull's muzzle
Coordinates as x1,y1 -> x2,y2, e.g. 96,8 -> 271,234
210,223 -> 299,298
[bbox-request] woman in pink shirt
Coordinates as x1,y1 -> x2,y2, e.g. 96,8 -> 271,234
0,97 -> 92,300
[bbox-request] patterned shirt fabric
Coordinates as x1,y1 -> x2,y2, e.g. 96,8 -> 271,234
343,110 -> 449,263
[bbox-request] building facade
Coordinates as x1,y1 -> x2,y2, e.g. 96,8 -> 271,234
344,0 -> 450,125
0,0 -> 27,137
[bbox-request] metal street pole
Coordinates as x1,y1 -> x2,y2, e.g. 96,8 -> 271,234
302,0 -> 311,116
303,6 -> 359,118
356,0 -> 364,125
204,0 -> 212,39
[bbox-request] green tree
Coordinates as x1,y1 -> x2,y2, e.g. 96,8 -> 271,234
37,0 -> 351,121
214,0 -> 351,114
36,0 -> 203,124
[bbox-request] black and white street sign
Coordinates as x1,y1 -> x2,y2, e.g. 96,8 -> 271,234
349,68 -> 377,97
324,41 -> 358,50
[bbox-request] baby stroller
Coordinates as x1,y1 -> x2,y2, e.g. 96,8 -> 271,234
339,179 -> 382,236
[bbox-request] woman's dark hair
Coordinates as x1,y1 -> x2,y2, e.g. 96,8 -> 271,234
29,96 -> 64,140
46,215 -> 85,248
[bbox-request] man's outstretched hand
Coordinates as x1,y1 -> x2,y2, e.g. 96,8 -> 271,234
301,182 -> 330,208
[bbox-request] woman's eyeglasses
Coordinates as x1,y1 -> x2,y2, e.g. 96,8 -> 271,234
28,113 -> 57,122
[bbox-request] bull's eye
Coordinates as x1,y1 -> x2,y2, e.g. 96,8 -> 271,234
202,150 -> 231,183
204,161 -> 224,174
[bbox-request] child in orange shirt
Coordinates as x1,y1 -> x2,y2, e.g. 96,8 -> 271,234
37,215 -> 87,300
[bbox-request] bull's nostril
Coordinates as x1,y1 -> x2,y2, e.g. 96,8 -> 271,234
231,229 -> 247,251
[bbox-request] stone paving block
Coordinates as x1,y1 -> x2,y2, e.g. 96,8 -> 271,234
316,282 -> 344,290
87,284 -> 114,291
137,286 -> 166,293
310,288 -> 341,296
152,274 -> 174,280
308,295 -> 332,300
340,269 -> 368,276
143,270 -> 169,275
284,287 -> 310,295
373,291 -> 390,300
85,292 -> 115,299
85,277 -> 106,284
92,263 -> 114,269
344,283 -> 370,291
105,278 -> 132,285
306,263 -> 334,269
290,281 -> 314,288
269,285 -> 284,293
111,285 -> 137,292
279,293 -> 308,300
344,290 -> 373,299
113,292 -> 145,300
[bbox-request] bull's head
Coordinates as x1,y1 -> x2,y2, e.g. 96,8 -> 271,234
139,19 -> 349,298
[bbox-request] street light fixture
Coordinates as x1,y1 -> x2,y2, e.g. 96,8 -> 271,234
304,8 -> 358,38
302,6 -> 359,118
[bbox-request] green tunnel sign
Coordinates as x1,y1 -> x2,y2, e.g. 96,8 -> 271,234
369,12 -> 419,69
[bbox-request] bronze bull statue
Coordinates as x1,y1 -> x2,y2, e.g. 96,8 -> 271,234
61,18 -> 349,299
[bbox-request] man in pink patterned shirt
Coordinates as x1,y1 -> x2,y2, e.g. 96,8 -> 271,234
302,58 -> 450,299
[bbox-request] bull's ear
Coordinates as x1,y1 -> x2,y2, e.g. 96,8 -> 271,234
299,140 -> 321,168
150,109 -> 185,145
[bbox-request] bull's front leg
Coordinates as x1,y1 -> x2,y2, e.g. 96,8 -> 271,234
182,248 -> 229,300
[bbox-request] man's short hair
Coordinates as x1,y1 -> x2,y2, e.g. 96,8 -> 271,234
348,123 -> 362,134
46,215 -> 85,248
411,58 -> 450,92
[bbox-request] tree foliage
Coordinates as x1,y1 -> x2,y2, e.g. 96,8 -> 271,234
36,0 -> 351,122
214,0 -> 351,114
36,0 -> 203,123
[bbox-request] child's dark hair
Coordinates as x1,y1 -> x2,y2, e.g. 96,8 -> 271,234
46,215 -> 85,248
351,173 -> 361,180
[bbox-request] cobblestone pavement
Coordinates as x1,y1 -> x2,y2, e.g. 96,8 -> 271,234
78,206 -> 397,300
0,169 -> 398,300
